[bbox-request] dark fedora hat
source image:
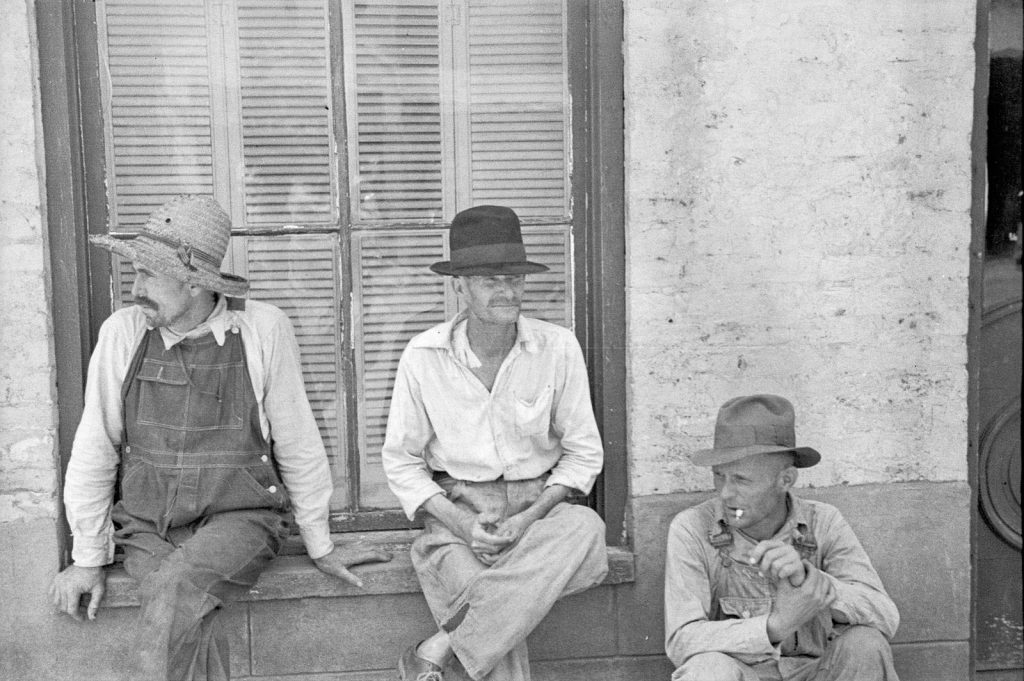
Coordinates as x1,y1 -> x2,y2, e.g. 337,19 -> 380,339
689,394 -> 821,468
430,205 -> 549,276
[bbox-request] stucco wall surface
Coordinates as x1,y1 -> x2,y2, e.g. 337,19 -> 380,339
623,0 -> 976,495
0,0 -> 58,523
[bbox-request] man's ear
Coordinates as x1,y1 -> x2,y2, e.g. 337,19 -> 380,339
779,466 -> 798,490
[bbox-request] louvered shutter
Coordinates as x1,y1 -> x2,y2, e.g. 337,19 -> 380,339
235,0 -> 336,227
99,0 -> 217,231
246,235 -> 348,507
461,0 -> 569,218
345,0 -> 446,223
352,230 -> 451,507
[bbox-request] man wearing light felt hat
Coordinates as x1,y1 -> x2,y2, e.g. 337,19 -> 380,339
382,205 -> 608,680
664,395 -> 901,681
49,195 -> 389,680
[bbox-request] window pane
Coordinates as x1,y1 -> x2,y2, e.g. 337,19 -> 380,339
464,0 -> 570,217
236,0 -> 337,226
99,0 -> 216,231
345,0 -> 445,223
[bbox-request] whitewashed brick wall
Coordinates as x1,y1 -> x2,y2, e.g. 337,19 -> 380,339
624,0 -> 976,494
0,0 -> 58,523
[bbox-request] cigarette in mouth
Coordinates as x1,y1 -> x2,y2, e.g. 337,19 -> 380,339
734,509 -> 744,519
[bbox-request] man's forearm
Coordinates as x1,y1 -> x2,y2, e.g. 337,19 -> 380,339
421,493 -> 475,538
519,483 -> 569,523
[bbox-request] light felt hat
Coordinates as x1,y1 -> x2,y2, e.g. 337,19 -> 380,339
690,394 -> 821,468
89,195 -> 249,297
430,205 -> 549,276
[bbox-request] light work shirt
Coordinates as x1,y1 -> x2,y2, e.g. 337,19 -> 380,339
64,297 -> 335,565
381,313 -> 604,520
664,494 -> 900,671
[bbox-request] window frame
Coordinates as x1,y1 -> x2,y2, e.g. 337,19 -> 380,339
39,0 -> 625,553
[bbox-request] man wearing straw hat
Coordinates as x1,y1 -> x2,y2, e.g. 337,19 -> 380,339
48,195 -> 389,680
381,205 -> 608,681
664,395 -> 901,681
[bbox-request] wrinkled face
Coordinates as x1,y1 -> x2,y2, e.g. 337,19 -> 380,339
454,274 -> 526,327
130,262 -> 195,330
712,452 -> 796,540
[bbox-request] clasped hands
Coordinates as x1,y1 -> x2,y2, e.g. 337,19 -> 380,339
459,511 -> 533,566
748,539 -> 837,643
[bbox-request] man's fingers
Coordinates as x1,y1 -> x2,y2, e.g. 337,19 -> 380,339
87,582 -> 106,620
333,565 -> 364,588
748,539 -> 786,564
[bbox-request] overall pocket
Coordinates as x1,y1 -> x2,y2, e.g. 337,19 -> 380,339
135,358 -> 243,430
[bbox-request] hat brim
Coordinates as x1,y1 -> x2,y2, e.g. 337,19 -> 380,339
689,445 -> 821,468
429,260 -> 549,276
90,234 -> 249,297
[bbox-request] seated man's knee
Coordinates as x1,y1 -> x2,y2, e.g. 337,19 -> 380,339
560,504 -> 605,539
827,625 -> 893,667
672,652 -> 749,681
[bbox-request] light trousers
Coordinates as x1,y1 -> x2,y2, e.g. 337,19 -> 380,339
671,625 -> 900,681
411,486 -> 608,681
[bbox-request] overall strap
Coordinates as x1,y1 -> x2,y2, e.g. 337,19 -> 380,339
707,517 -> 735,567
118,328 -> 158,452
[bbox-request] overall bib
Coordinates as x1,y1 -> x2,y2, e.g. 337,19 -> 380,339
112,326 -> 289,681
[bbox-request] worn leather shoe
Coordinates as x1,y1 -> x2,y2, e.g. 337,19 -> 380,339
398,643 -> 445,681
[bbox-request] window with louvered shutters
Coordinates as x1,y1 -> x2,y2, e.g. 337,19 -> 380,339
96,0 -> 573,514
97,0 -> 348,507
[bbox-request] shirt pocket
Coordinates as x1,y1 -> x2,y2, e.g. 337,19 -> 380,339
719,596 -> 773,620
513,387 -> 554,437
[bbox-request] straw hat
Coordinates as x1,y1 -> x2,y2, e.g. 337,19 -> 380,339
89,195 -> 249,296
429,205 -> 549,276
689,394 -> 821,468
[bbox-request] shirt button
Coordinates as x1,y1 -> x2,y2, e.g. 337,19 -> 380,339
268,485 -> 278,494
261,455 -> 269,463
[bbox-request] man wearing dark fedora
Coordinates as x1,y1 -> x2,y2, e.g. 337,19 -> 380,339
382,205 -> 608,680
664,395 -> 901,681
48,195 -> 389,680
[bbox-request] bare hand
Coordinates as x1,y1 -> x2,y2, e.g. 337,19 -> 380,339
766,560 -> 836,642
49,565 -> 106,621
460,512 -> 513,565
313,542 -> 392,588
749,539 -> 806,586
495,511 -> 536,546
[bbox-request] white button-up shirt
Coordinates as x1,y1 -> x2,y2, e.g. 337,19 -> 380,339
381,313 -> 604,519
64,297 -> 335,565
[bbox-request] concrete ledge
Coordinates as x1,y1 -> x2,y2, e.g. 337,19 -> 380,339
99,534 -> 635,608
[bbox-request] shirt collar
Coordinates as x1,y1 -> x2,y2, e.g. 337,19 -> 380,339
411,312 -> 542,357
156,295 -> 230,349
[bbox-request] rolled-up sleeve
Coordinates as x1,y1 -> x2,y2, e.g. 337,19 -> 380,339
664,511 -> 777,667
546,336 -> 603,495
381,350 -> 445,520
259,312 -> 334,559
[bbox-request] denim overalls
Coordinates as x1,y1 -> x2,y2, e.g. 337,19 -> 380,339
706,512 -> 832,665
112,320 -> 291,680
